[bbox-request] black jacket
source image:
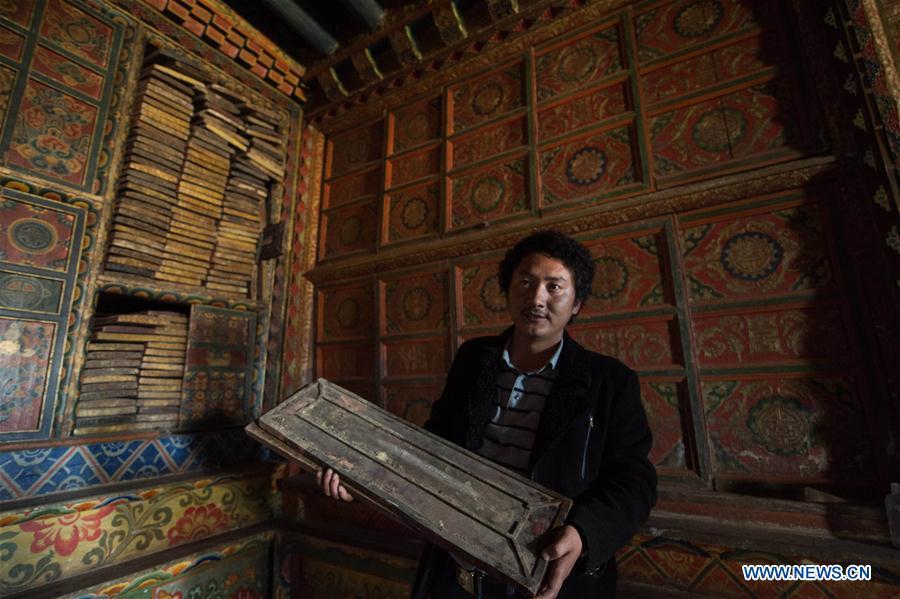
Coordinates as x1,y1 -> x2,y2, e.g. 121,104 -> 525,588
413,328 -> 657,597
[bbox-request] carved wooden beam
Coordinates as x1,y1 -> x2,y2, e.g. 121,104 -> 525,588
486,0 -> 519,22
433,4 -> 468,45
317,68 -> 349,102
389,26 -> 422,67
351,49 -> 383,84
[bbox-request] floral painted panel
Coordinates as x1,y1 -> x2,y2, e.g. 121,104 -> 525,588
385,180 -> 439,244
450,62 -> 524,133
536,83 -> 629,143
318,282 -> 375,342
329,121 -> 384,177
701,377 -> 876,481
579,231 -> 669,315
392,96 -> 441,153
32,45 -> 105,100
535,24 -> 624,102
0,318 -> 55,433
382,271 -> 448,335
634,0 -> 776,65
681,202 -> 833,302
321,199 -> 377,259
0,25 -> 25,62
384,337 -> 448,378
384,379 -> 445,428
540,124 -> 639,205
568,317 -> 680,370
0,472 -> 271,595
0,1 -> 35,27
450,156 -> 528,229
458,258 -> 507,329
317,342 -> 376,380
650,97 -> 731,180
0,195 -> 76,271
451,117 -> 527,169
0,271 -> 63,313
692,304 -> 850,367
39,0 -> 114,68
6,78 -> 99,186
388,146 -> 439,188
324,167 -> 381,209
640,378 -> 689,469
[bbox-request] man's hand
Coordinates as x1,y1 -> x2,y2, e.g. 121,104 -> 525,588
316,467 -> 354,502
533,525 -> 583,599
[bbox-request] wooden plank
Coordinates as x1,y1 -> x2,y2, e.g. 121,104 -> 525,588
250,379 -> 570,596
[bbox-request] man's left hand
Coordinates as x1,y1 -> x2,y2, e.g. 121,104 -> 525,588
533,524 -> 583,599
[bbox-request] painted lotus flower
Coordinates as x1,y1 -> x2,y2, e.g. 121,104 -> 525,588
20,504 -> 116,556
167,503 -> 229,545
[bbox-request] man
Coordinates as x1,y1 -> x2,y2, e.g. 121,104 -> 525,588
320,230 -> 657,598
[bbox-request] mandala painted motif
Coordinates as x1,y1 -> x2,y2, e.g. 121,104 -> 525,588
345,136 -> 370,164
335,298 -> 360,329
9,218 -> 56,253
471,177 -> 504,213
591,256 -> 629,300
566,147 -> 606,186
338,215 -> 362,245
402,287 -> 432,321
673,0 -> 724,38
0,274 -> 60,312
400,196 -> 428,229
472,81 -> 504,116
479,274 -> 506,313
720,231 -> 783,281
692,107 -> 747,153
404,111 -> 431,143
557,46 -> 598,82
747,396 -> 812,456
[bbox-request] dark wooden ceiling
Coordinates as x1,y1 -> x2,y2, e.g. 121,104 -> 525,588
221,0 -> 583,113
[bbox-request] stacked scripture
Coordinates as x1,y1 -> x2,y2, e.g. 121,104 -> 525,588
74,311 -> 188,434
105,47 -> 288,299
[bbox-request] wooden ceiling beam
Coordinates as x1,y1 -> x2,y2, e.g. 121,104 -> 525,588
433,4 -> 468,45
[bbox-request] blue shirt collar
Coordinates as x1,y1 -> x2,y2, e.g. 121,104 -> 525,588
501,337 -> 564,374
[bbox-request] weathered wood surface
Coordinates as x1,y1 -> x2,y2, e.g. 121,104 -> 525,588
248,378 -> 571,594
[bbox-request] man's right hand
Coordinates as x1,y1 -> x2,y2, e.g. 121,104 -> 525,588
317,467 -> 354,502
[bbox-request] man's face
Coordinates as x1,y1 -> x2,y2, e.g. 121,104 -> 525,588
506,253 -> 582,345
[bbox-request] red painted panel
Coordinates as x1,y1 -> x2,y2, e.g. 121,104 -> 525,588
635,0 -> 774,65
321,200 -> 377,259
384,337 -> 448,378
724,79 -> 802,160
713,30 -> 783,80
568,317 -> 679,370
329,121 -> 384,177
6,78 -> 98,186
451,117 -> 526,169
0,318 -> 55,433
383,271 -> 448,335
0,1 -> 35,27
692,304 -> 849,367
540,124 -> 638,206
385,180 -> 439,244
450,62 -> 524,133
535,24 -> 623,102
318,283 -> 375,342
640,379 -> 689,469
0,194 -> 76,271
650,97 -> 731,179
642,53 -> 717,106
458,257 -> 507,329
0,25 -> 25,62
384,379 -> 445,426
388,146 -> 439,188
324,167 -> 380,209
536,83 -> 629,142
702,377 -> 875,481
392,96 -> 441,154
580,231 -> 669,315
32,44 -> 104,99
317,343 -> 376,380
450,156 -> 528,229
681,202 -> 834,302
40,0 -> 113,68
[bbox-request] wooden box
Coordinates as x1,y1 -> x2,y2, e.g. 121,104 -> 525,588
246,379 -> 571,594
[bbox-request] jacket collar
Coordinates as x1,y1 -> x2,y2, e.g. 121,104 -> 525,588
465,327 -> 594,466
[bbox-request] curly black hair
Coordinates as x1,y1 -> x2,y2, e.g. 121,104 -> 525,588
498,230 -> 595,303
